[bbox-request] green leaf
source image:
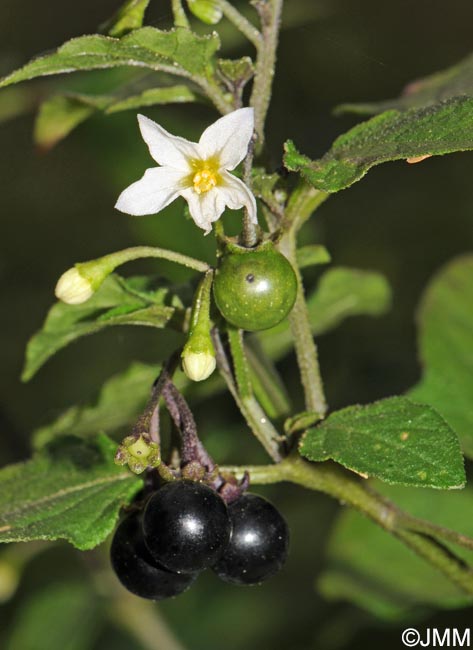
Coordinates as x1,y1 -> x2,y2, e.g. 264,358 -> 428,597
251,168 -> 284,215
34,94 -> 109,149
284,96 -> 473,192
33,362 -> 159,449
410,255 -> 473,459
0,434 -> 141,550
319,482 -> 473,618
245,339 -> 291,419
103,0 -> 151,38
296,245 -> 331,269
0,87 -> 37,124
300,396 -> 465,488
217,57 -> 254,85
258,267 -> 391,360
0,28 -> 220,89
34,85 -> 200,148
5,582 -> 100,650
336,51 -> 473,116
22,275 -> 185,382
105,84 -> 199,112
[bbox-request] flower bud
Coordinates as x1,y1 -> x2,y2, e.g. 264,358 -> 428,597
182,349 -> 216,382
181,270 -> 216,382
55,267 -> 94,305
187,0 -> 222,25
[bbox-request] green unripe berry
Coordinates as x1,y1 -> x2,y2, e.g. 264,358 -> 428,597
213,242 -> 297,331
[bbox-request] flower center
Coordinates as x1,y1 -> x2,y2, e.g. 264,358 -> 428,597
193,168 -> 218,195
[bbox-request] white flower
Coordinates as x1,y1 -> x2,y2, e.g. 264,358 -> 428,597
115,108 -> 258,234
55,267 -> 94,305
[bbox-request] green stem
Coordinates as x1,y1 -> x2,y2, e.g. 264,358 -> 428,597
250,0 -> 284,145
171,0 -> 190,28
87,551 -> 187,650
78,245 -> 209,288
278,232 -> 327,416
283,181 -> 329,235
276,182 -> 330,415
110,595 -> 186,650
241,134 -> 259,247
227,327 -> 253,398
213,329 -> 283,461
222,456 -> 473,596
200,78 -> 234,115
216,0 -> 263,49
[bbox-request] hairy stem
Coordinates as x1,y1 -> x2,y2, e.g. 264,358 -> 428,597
212,329 -> 282,461
216,0 -> 263,48
79,246 -> 209,286
276,182 -> 330,415
241,134 -> 259,247
250,0 -> 284,145
222,456 -> 473,595
278,232 -> 327,416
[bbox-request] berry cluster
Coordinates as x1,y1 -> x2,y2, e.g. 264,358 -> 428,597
111,480 -> 289,600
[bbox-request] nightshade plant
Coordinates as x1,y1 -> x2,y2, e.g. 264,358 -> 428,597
1,0 -> 473,635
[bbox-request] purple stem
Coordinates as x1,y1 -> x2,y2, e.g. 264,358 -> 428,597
161,379 -> 217,473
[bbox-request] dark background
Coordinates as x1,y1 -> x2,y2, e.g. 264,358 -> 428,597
0,1 -> 472,648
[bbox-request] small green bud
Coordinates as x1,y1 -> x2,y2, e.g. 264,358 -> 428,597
115,433 -> 160,475
55,267 -> 94,305
182,271 -> 216,382
187,0 -> 222,25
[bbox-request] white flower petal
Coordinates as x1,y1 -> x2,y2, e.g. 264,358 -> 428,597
198,107 -> 254,171
138,114 -> 199,170
219,172 -> 258,223
180,187 -> 226,234
115,167 -> 186,216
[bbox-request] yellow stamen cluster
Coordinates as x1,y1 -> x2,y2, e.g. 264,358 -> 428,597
193,167 -> 218,194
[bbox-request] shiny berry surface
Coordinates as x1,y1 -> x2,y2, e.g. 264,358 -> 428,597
212,493 -> 289,585
142,480 -> 231,574
213,244 -> 297,331
110,511 -> 196,600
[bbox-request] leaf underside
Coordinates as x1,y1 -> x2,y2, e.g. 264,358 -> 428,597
22,274 -> 185,382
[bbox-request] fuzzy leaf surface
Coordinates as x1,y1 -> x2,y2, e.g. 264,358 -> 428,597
285,97 -> 473,192
0,434 -> 141,550
0,28 -> 220,89
300,396 -> 465,488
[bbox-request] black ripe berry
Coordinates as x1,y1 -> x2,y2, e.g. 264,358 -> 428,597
110,511 -> 196,600
212,493 -> 289,585
142,480 -> 231,574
